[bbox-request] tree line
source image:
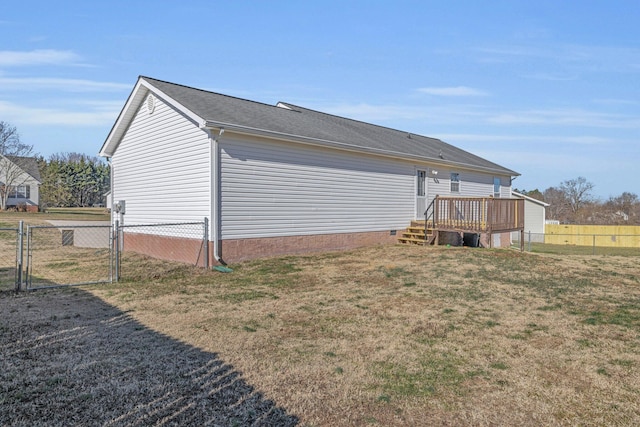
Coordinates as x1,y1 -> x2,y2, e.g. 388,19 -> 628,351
516,177 -> 640,225
37,152 -> 110,209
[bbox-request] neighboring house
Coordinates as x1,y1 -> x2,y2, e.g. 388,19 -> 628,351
100,76 -> 520,264
512,190 -> 549,243
104,191 -> 112,211
0,156 -> 41,212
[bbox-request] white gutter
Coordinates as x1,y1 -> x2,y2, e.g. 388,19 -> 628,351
209,127 -> 226,265
107,157 -> 114,223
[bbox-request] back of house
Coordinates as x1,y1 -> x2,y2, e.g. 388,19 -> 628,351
100,76 -> 519,264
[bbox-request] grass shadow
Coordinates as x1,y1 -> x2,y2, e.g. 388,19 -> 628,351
0,288 -> 298,426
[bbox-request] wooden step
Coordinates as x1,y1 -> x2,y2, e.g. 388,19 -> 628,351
398,222 -> 436,246
401,232 -> 431,240
405,226 -> 430,233
398,237 -> 430,245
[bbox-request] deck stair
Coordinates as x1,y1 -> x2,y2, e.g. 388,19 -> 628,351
398,221 -> 436,246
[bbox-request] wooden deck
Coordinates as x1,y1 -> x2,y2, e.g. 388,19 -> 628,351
399,196 -> 525,249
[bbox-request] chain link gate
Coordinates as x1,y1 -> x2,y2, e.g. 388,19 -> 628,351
24,223 -> 115,290
0,224 -> 21,292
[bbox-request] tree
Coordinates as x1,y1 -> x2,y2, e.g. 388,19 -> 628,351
604,192 -> 639,224
559,177 -> 595,215
38,155 -> 72,209
0,121 -> 35,210
38,153 -> 110,208
543,186 -> 570,222
514,188 -> 545,202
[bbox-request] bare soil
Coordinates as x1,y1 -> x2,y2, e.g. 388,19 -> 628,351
2,245 -> 639,426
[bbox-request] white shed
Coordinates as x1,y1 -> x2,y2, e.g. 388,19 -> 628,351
512,191 -> 549,242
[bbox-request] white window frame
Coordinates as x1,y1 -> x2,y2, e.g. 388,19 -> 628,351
450,172 -> 460,193
9,185 -> 29,199
493,177 -> 501,198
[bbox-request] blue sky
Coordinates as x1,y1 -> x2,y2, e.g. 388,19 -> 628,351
1,1 -> 638,199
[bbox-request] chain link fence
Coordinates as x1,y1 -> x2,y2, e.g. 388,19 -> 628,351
117,222 -> 209,279
0,226 -> 20,291
1,219 -> 208,291
512,231 -> 640,256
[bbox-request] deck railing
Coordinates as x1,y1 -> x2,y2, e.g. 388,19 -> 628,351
432,196 -> 524,233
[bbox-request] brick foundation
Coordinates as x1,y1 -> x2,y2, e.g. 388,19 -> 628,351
123,232 -> 208,267
122,229 -> 399,266
218,230 -> 400,263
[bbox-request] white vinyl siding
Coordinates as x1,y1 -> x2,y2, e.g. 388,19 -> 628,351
523,200 -> 546,234
452,170 -> 507,197
111,94 -> 211,225
219,135 -> 414,239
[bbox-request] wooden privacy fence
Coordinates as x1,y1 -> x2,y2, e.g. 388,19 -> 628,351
545,224 -> 640,248
432,196 -> 525,234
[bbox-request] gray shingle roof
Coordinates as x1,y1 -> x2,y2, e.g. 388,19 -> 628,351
142,76 -> 518,176
6,156 -> 41,182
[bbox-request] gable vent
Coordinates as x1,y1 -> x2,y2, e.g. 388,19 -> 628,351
146,94 -> 156,114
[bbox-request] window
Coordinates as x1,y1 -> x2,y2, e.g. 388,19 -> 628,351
450,173 -> 460,192
493,177 -> 501,197
417,170 -> 426,196
9,185 -> 30,199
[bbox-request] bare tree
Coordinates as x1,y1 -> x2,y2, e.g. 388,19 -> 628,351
543,186 -> 570,222
559,177 -> 595,215
0,121 -> 35,210
605,192 -> 639,224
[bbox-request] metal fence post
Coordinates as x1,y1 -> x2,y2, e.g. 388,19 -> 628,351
114,220 -> 120,282
24,225 -> 31,291
204,217 -> 209,269
109,223 -> 113,284
16,221 -> 23,291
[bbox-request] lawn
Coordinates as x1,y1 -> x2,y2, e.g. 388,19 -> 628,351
2,245 -> 640,426
0,207 -> 110,223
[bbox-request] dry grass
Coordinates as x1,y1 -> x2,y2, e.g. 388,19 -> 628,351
0,207 -> 110,222
2,245 -> 640,426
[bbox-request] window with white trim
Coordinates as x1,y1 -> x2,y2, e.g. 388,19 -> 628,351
9,185 -> 30,199
493,177 -> 501,197
450,173 -> 460,193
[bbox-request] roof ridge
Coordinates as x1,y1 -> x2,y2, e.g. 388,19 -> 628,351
140,76 -> 288,112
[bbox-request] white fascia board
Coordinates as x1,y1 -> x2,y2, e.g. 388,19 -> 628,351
99,77 -> 206,158
512,190 -> 550,206
99,78 -> 147,157
204,120 -> 519,177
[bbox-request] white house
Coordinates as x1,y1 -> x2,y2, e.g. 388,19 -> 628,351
100,76 -> 520,264
0,156 -> 41,212
512,190 -> 549,243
